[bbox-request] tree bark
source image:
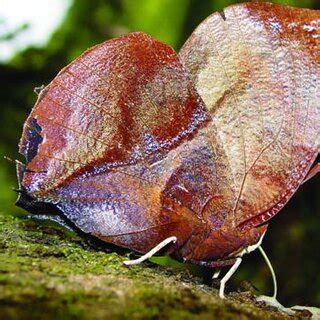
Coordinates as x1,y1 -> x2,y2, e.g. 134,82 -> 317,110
0,215 -> 294,319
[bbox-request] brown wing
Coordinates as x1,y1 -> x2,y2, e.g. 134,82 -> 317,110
50,159 -> 196,253
179,2 -> 319,231
20,32 -> 209,198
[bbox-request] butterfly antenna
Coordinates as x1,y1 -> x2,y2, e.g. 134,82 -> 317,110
4,156 -> 15,164
258,246 -> 277,299
34,85 -> 45,96
4,156 -> 25,167
12,188 -> 26,194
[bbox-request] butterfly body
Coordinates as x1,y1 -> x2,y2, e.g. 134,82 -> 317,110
17,2 -> 319,268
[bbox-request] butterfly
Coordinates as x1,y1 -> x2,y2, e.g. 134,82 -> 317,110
16,2 -> 319,300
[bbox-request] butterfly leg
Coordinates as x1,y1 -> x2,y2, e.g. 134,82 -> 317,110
212,268 -> 221,279
257,295 -> 319,317
255,295 -> 317,317
219,257 -> 242,298
123,236 -> 177,266
218,232 -> 265,298
258,246 -> 277,299
255,246 -> 280,305
256,246 -> 318,317
256,246 -> 300,315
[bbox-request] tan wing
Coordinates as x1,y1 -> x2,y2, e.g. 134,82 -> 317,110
180,2 -> 319,230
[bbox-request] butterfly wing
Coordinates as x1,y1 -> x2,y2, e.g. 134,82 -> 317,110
179,2 -> 319,232
18,32 -> 209,253
51,161 -> 197,253
19,32 -> 208,198
18,4 -> 319,260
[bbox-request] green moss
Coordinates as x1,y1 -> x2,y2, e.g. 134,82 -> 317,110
0,214 -> 292,319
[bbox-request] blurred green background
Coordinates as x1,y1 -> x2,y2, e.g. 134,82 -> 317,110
0,0 -> 319,307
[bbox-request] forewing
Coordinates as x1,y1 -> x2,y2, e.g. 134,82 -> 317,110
180,2 -> 319,230
19,32 -> 209,198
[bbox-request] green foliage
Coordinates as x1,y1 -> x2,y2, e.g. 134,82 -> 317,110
0,23 -> 29,41
122,0 -> 190,48
273,0 -> 316,7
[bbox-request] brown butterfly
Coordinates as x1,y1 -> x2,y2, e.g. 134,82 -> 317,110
16,2 -> 319,301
